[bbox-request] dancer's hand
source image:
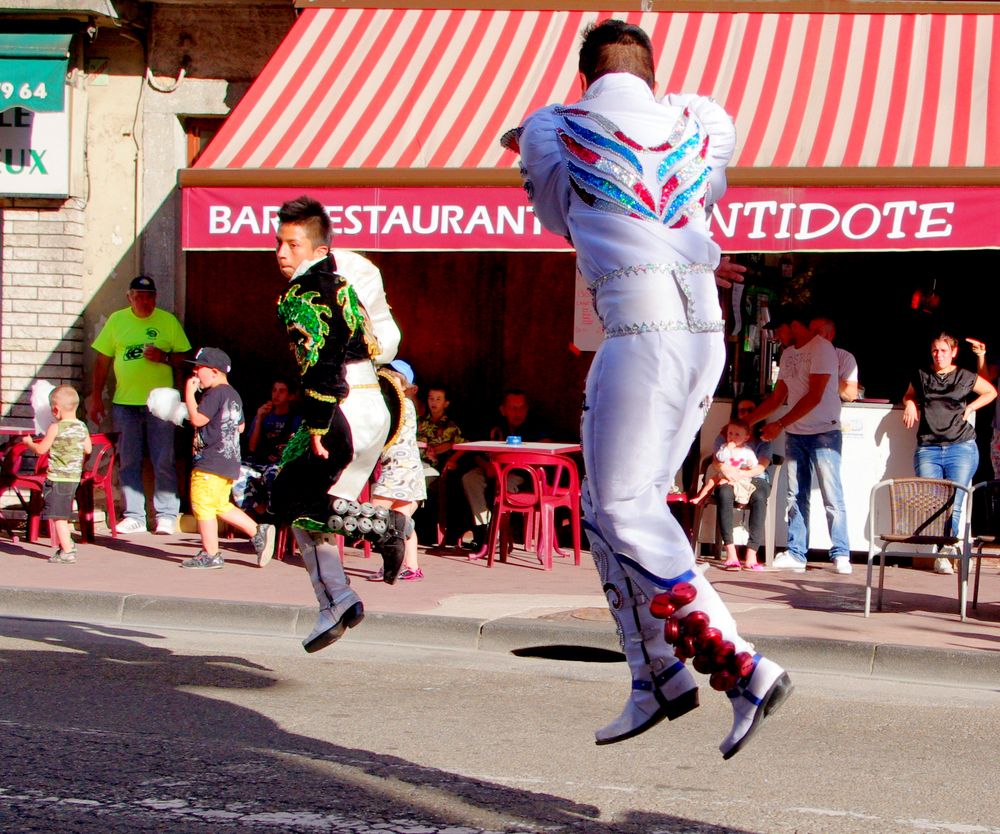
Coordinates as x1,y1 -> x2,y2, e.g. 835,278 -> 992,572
715,256 -> 747,289
311,433 -> 329,459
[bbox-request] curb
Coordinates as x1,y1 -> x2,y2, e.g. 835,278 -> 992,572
1,586 -> 998,687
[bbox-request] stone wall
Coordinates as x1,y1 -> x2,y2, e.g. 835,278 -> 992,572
1,199 -> 86,420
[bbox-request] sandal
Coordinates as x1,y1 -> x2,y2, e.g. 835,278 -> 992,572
743,563 -> 765,571
720,560 -> 741,571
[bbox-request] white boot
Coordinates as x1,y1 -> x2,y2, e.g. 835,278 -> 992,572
719,655 -> 793,759
587,520 -> 700,745
647,570 -> 791,758
293,528 -> 364,653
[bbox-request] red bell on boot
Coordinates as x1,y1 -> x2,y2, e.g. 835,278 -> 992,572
730,651 -> 755,678
650,593 -> 676,619
710,669 -> 739,692
669,582 -> 697,608
681,611 -> 709,637
698,627 -> 723,650
674,635 -> 697,660
693,653 -> 718,675
714,640 -> 736,667
663,616 -> 680,642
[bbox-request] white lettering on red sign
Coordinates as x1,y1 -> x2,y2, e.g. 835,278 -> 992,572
206,203 -> 542,239
711,199 -> 955,242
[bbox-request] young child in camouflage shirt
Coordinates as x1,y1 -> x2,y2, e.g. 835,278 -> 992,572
21,385 -> 92,563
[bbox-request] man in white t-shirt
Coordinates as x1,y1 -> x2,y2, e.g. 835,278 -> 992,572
748,307 -> 851,575
810,315 -> 859,402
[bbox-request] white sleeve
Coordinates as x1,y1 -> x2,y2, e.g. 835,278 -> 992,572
661,93 -> 736,208
516,106 -> 572,241
838,349 -> 859,383
332,249 -> 401,365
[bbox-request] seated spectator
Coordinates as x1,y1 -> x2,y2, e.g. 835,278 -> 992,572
247,378 -> 301,465
417,384 -> 465,482
459,389 -> 550,553
691,420 -> 758,507
235,378 -> 301,517
705,398 -> 774,572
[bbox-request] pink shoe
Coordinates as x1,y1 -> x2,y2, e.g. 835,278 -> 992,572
397,567 -> 423,581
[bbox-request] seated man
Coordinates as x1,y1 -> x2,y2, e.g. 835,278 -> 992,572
236,378 -> 302,516
247,378 -> 301,466
459,389 -> 550,552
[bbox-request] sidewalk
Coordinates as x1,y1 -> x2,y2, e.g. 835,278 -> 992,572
2,528 -> 999,684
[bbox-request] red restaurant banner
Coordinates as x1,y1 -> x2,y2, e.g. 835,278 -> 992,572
182,186 -> 1000,253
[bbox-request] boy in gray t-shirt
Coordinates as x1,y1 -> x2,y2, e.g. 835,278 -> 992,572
181,347 -> 275,570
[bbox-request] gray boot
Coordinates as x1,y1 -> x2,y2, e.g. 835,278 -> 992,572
293,528 -> 364,653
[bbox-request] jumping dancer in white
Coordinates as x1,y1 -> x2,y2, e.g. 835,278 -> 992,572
503,20 -> 791,758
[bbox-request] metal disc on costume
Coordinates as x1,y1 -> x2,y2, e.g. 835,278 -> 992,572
377,367 -> 406,450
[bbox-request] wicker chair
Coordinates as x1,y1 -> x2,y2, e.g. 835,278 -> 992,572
866,477 -> 972,620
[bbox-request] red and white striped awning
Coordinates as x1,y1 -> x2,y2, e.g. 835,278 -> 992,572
194,7 -> 1000,172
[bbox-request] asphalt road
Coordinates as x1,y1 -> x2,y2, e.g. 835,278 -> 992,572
1,616 -> 999,834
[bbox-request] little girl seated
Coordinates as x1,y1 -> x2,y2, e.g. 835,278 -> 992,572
691,421 -> 758,507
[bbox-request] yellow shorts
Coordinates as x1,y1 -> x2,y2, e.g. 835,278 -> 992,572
190,470 -> 236,521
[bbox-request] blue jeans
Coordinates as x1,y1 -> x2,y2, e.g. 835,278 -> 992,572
913,439 -> 978,538
784,430 -> 850,561
112,404 -> 180,522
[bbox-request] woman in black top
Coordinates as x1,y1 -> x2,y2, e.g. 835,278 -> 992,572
902,332 -> 996,572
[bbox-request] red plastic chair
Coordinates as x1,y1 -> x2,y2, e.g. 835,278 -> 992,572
481,451 -> 582,570
482,452 -> 545,568
77,432 -> 119,542
0,441 -> 49,542
538,454 -> 582,567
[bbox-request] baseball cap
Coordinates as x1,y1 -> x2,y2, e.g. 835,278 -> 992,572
129,275 -> 156,292
187,346 -> 232,373
388,359 -> 414,385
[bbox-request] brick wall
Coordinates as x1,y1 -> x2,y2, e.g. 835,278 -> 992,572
1,199 -> 86,421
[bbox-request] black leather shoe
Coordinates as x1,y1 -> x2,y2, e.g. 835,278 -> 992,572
303,601 -> 365,653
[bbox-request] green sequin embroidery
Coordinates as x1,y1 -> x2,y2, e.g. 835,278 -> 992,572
278,285 -> 332,371
279,423 -> 310,468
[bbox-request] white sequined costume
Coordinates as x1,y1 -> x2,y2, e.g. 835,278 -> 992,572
511,72 -> 790,755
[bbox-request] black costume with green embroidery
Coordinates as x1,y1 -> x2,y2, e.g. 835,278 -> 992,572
270,254 -> 376,528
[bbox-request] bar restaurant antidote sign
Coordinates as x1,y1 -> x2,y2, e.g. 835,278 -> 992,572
183,186 -> 1000,252
0,106 -> 69,197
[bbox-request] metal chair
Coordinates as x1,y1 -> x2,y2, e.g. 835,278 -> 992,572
865,477 -> 972,620
966,480 -> 1000,612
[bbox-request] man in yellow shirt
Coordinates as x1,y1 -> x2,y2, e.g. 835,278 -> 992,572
88,275 -> 191,534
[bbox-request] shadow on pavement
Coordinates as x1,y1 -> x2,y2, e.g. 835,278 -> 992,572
0,618 -> 755,834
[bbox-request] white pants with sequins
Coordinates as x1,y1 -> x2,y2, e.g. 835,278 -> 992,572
582,329 -> 725,579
